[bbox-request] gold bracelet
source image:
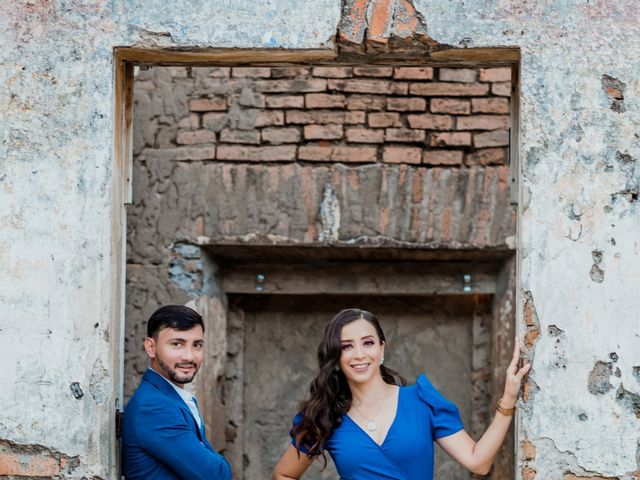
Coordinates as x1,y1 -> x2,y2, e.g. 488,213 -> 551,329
496,399 -> 516,416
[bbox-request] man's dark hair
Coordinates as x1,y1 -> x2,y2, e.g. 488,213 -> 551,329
147,305 -> 204,338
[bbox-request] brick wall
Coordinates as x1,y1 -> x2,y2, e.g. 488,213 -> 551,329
135,65 -> 511,168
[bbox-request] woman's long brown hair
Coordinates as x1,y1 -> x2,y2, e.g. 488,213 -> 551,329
290,308 -> 405,463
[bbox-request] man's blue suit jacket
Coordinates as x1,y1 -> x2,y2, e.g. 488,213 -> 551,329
122,368 -> 231,479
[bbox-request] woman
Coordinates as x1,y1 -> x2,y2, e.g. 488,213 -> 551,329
273,308 -> 530,479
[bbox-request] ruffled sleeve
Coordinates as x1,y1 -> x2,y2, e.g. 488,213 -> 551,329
416,374 -> 464,440
289,413 -> 313,455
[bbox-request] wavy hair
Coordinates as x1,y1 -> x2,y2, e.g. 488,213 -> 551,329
291,308 -> 405,462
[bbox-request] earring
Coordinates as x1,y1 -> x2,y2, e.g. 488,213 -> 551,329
380,358 -> 384,366
334,365 -> 340,371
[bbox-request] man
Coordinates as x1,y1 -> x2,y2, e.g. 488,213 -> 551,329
123,305 -> 231,479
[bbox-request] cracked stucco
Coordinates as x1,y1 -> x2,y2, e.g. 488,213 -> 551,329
0,1 -> 340,477
1,0 -> 639,477
414,0 -> 640,475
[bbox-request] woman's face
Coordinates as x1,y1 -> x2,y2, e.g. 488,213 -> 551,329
338,318 -> 385,385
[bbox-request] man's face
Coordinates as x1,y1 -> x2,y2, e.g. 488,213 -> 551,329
144,325 -> 204,387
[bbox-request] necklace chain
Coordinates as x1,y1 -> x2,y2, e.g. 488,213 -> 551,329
351,401 -> 378,432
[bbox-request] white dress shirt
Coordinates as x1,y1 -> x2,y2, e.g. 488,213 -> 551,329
150,368 -> 202,430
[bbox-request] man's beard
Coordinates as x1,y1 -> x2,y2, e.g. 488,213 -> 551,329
156,357 -> 199,384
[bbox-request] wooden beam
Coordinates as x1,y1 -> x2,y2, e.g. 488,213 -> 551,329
221,262 -> 497,296
114,46 -> 518,68
114,47 -> 337,66
430,47 -> 520,65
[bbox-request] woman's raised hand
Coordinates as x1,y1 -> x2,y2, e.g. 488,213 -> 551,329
501,338 -> 531,408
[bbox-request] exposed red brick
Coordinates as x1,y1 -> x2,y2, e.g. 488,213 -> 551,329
286,110 -> 345,125
407,114 -> 454,130
387,97 -> 427,112
216,145 -> 296,161
177,113 -> 200,129
270,67 -> 310,78
471,97 -> 510,114
368,112 -> 401,128
345,128 -> 385,143
383,146 -> 422,165
304,124 -> 344,140
521,439 -> 536,461
305,93 -> 346,109
298,146 -> 332,161
524,296 -> 535,327
411,168 -> 423,203
474,129 -> 509,148
231,67 -> 272,78
606,86 -> 623,100
255,78 -> 327,93
255,110 -> 285,127
333,146 -> 377,162
345,111 -> 366,124
367,0 -> 394,43
393,0 -> 421,38
312,66 -> 353,78
439,68 -> 478,83
393,67 -> 434,80
457,115 -> 510,130
492,82 -> 512,96
298,146 -> 376,163
385,128 -> 426,142
525,327 -> 540,349
430,98 -> 470,115
465,148 -> 508,166
430,132 -> 472,147
338,0 -> 368,44
328,79 -> 408,95
176,129 -> 216,145
261,127 -> 300,145
219,129 -> 260,144
0,452 -> 62,476
523,381 -> 531,402
479,67 -> 511,82
522,466 -> 536,480
346,95 -> 386,111
409,82 -> 490,96
353,66 -> 393,77
423,150 -> 463,166
142,146 -> 216,161
189,97 -> 227,112
265,95 -> 304,109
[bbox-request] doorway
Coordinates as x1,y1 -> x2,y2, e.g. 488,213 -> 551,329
119,52 -> 520,479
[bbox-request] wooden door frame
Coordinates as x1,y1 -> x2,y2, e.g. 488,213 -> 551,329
113,46 -> 521,478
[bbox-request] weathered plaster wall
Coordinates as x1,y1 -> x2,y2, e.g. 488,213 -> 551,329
2,0 -> 639,478
0,1 -> 339,477
412,1 -> 640,477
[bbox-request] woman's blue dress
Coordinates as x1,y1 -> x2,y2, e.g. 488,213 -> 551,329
291,374 -> 463,480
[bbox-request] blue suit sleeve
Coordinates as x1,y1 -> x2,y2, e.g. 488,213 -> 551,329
134,401 -> 231,480
416,374 -> 464,440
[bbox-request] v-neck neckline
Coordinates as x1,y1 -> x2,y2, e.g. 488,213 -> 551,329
345,385 -> 402,448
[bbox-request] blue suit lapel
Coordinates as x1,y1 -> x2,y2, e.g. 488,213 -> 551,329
142,369 -> 205,442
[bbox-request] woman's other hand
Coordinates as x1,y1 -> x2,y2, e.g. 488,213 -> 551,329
501,338 -> 531,408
